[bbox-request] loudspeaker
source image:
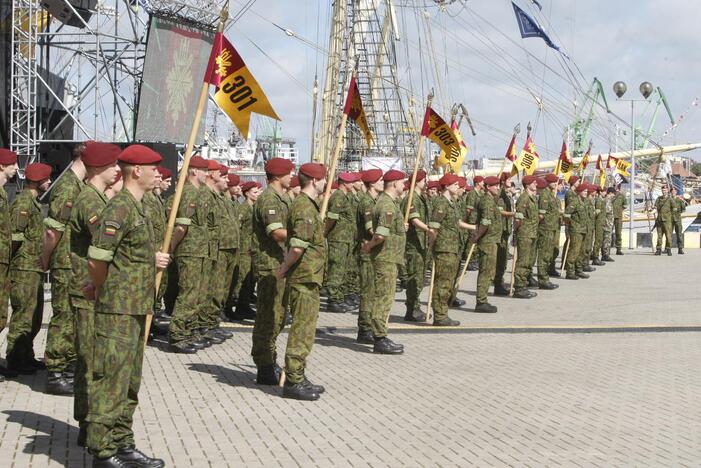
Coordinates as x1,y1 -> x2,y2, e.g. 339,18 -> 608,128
40,0 -> 97,28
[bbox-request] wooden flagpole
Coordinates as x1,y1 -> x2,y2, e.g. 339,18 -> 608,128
403,90 -> 434,224
144,6 -> 229,343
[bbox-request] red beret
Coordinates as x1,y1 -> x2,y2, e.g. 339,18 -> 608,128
569,176 -> 580,185
289,176 -> 299,188
206,159 -> 219,171
499,171 -> 511,182
338,172 -> 356,183
412,170 -> 427,183
545,173 -> 558,183
265,158 -> 294,176
361,169 -> 383,184
157,166 -> 172,179
189,156 -> 209,169
427,180 -> 440,190
484,176 -> 500,186
439,173 -> 459,187
299,162 -> 326,180
118,145 -> 162,165
25,162 -> 52,182
576,184 -> 588,193
383,169 -> 405,182
241,181 -> 261,193
536,178 -> 548,190
464,185 -> 474,192
219,164 -> 230,176
331,181 -> 339,190
227,174 -> 240,187
403,180 -> 411,191
473,176 -> 484,184
0,148 -> 18,165
82,142 -> 121,168
589,183 -> 599,192
522,175 -> 536,186
457,177 -> 466,188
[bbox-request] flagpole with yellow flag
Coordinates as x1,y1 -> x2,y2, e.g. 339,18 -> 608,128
144,6 -> 230,343
403,90 -> 434,224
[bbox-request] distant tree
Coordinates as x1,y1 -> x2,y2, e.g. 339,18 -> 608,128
692,162 -> 701,177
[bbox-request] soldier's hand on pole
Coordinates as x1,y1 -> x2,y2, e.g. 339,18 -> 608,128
404,223 -> 409,232
155,252 -> 171,271
81,281 -> 96,301
361,240 -> 371,254
275,264 -> 288,280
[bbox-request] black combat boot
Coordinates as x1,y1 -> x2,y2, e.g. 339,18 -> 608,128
655,248 -> 662,256
666,248 -> 672,256
212,327 -> 234,339
592,257 -> 605,266
678,248 -> 684,255
450,297 -> 466,307
583,265 -> 595,272
256,364 -> 281,385
565,273 -> 579,280
513,288 -> 537,299
356,328 -> 375,344
327,300 -> 351,313
474,302 -> 497,313
302,377 -> 325,394
373,337 -> 404,354
116,446 -> 165,467
616,248 -> 624,255
46,372 -> 73,395
548,269 -> 561,277
576,272 -> 590,279
433,317 -> 460,326
203,329 -> 225,345
539,282 -> 558,290
92,454 -> 130,467
493,284 -> 509,296
168,341 -> 197,354
282,380 -> 320,401
527,276 -> 539,288
602,255 -> 614,262
404,308 -> 426,322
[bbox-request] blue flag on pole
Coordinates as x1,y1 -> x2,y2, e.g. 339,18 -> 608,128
512,2 -> 561,52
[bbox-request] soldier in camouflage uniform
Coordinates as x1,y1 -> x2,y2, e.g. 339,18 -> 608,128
579,186 -> 596,272
216,173 -> 240,324
323,173 -> 357,312
251,158 -> 294,384
561,175 -> 581,265
355,169 -> 383,343
591,186 -> 606,266
536,173 -> 561,290
494,173 -> 515,296
512,175 -> 538,299
0,149 -> 19,380
229,181 -> 260,320
611,187 -> 626,255
401,170 -> 433,322
471,176 -> 503,313
167,156 -> 211,354
275,163 -> 328,401
68,142 -> 121,448
671,187 -> 686,254
564,184 -> 590,279
654,185 -> 674,256
429,174 -> 475,326
6,163 -> 51,375
84,145 -> 168,467
343,175 -> 363,307
41,144 -> 85,394
361,170 -> 406,353
142,166 -> 171,322
601,187 -> 615,261
464,176 -> 484,272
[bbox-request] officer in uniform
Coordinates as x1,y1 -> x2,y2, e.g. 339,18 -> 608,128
84,144 -> 168,468
401,170 -> 433,322
230,181 -> 260,320
671,187 -> 686,254
611,186 -> 627,254
493,172 -> 515,296
68,142 -> 121,448
0,149 -> 19,380
591,186 -> 606,266
512,175 -> 538,299
251,157 -> 294,384
41,144 -> 86,394
143,166 -> 171,323
324,172 -> 357,312
471,176 -> 503,313
579,185 -> 596,273
343,174 -> 362,308
465,176 -> 484,271
361,169 -> 406,353
275,163 -> 327,401
218,173 -> 241,321
355,169 -> 383,343
536,173 -> 560,290
601,187 -> 615,261
654,185 -> 674,256
564,184 -> 590,279
167,155 -> 211,353
6,163 -> 52,374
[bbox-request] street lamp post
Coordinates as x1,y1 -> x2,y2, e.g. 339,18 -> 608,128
613,81 -> 653,249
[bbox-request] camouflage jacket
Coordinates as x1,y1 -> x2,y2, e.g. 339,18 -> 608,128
287,192 -> 325,286
603,197 -> 614,230
356,191 -> 376,243
371,192 -> 405,264
515,191 -> 538,239
402,192 -> 430,250
465,189 -> 483,224
655,195 -> 673,221
252,186 -> 290,272
476,192 -> 503,246
45,169 -> 84,270
326,189 -> 355,243
218,193 -> 239,251
173,182 -> 210,258
143,191 -> 166,252
564,194 -> 588,234
69,183 -> 108,308
499,188 -> 513,235
672,197 -> 686,221
538,188 -> 560,233
0,187 -> 11,265
612,192 -> 627,218
10,189 -> 44,272
594,196 -> 605,228
239,201 -> 253,253
88,189 -> 156,315
429,194 -> 460,254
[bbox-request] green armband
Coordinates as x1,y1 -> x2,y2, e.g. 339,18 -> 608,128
289,237 -> 310,249
326,212 -> 340,220
265,222 -> 284,235
480,219 -> 492,226
175,217 -> 192,226
514,212 -> 525,220
376,226 -> 390,237
11,233 -> 25,242
88,245 -> 114,262
428,222 -> 441,229
44,217 -> 66,232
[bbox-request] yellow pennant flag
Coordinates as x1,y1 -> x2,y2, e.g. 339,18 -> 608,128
615,159 -> 632,178
554,140 -> 573,181
422,107 -> 462,172
513,133 -> 539,175
577,143 -> 592,173
204,32 -> 280,138
436,120 -> 468,173
598,170 -> 607,188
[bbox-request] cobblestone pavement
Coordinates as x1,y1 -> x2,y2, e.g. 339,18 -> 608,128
1,250 -> 699,467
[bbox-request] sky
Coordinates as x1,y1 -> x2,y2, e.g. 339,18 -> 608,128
214,0 -> 701,165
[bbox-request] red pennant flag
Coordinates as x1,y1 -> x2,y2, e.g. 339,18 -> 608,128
606,154 -> 618,169
595,154 -> 603,171
504,134 -> 517,161
343,76 -> 372,146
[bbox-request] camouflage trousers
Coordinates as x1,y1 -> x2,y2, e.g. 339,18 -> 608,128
251,271 -> 287,367
7,269 -> 44,366
536,230 -> 556,285
514,235 -> 537,290
602,227 -> 613,257
370,260 -> 397,339
162,260 -> 178,313
656,220 -> 673,249
565,231 -> 585,276
198,249 -> 236,330
168,256 -> 206,343
614,217 -> 623,250
580,230 -> 593,265
673,219 -> 684,249
431,252 -> 459,322
284,282 -> 320,384
0,262 -> 9,333
324,241 -> 352,302
494,235 -> 510,288
593,224 -> 605,259
72,301 -> 95,429
357,254 -> 374,333
230,250 -> 255,307
404,244 -> 428,314
46,269 -> 76,373
344,245 -> 360,296
86,313 -> 145,459
476,243 -> 497,305
154,261 -> 169,313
